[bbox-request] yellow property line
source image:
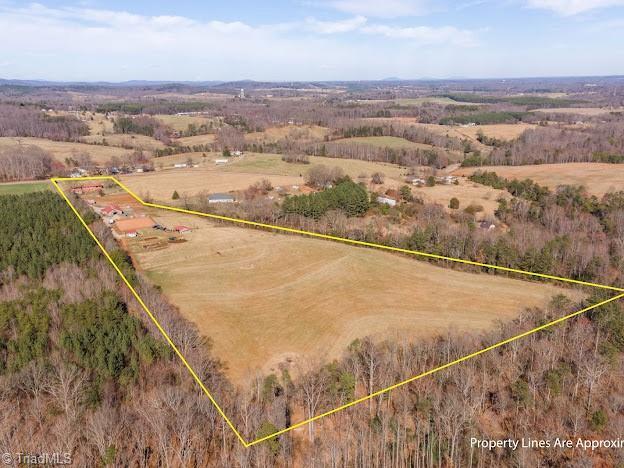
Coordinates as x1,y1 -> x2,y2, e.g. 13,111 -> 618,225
51,176 -> 624,447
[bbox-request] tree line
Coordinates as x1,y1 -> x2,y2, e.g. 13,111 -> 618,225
0,104 -> 88,141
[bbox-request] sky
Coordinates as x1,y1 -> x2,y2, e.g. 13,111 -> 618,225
0,0 -> 623,81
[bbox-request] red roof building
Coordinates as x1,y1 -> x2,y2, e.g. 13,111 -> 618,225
174,225 -> 192,233
71,184 -> 103,194
100,204 -> 123,216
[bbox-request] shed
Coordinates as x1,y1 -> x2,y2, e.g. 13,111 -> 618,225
377,196 -> 397,207
208,193 -> 235,204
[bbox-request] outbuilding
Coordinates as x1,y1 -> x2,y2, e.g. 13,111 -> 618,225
377,195 -> 397,207
208,193 -> 235,204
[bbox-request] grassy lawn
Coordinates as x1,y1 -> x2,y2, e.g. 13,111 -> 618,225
0,181 -> 52,196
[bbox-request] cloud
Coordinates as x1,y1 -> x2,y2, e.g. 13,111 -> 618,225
319,0 -> 433,18
0,3 -> 481,80
362,24 -> 479,47
526,0 -> 624,15
304,15 -> 367,34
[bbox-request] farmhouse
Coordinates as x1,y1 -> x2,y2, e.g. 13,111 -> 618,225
208,193 -> 235,204
174,163 -> 187,168
174,225 -> 192,233
215,159 -> 228,165
113,217 -> 156,234
100,204 -> 123,216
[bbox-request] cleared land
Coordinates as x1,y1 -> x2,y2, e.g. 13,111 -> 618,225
120,166 -> 303,200
334,135 -> 443,150
82,133 -> 166,151
531,107 -> 624,116
451,123 -> 537,141
132,209 -> 582,384
414,178 -> 510,219
175,134 -> 216,147
365,119 -> 535,143
454,163 -> 624,196
246,125 -> 330,143
355,97 -> 483,106
155,114 -> 220,132
0,137 -> 132,164
0,181 -> 51,195
123,153 -> 410,199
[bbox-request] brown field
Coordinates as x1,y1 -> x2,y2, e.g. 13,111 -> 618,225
0,137 -> 132,164
452,123 -> 537,141
124,153 -> 411,199
414,178 -> 510,219
354,97 -> 484,106
531,107 -> 624,116
151,152 -> 219,168
155,114 -> 221,132
365,118 -> 534,143
132,209 -> 582,384
246,124 -> 330,143
82,133 -> 166,151
175,134 -> 216,147
454,163 -> 624,196
119,167 -> 303,200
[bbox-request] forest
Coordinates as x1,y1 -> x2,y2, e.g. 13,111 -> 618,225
0,104 -> 88,141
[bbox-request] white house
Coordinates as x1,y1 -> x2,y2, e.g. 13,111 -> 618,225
215,159 -> 228,165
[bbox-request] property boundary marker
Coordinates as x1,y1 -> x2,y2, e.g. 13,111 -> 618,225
50,176 -> 624,447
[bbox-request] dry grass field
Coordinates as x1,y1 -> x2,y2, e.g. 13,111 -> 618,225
414,178 -> 510,219
155,114 -> 221,132
175,134 -> 216,146
246,125 -> 330,143
365,119 -> 534,143
355,97 -> 483,106
453,123 -> 537,141
531,107 -> 624,116
333,135 -> 440,150
223,153 -> 407,180
119,167 -> 303,200
124,153 -> 411,199
82,133 -> 166,151
454,163 -> 624,196
0,137 -> 132,164
132,209 -> 582,384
